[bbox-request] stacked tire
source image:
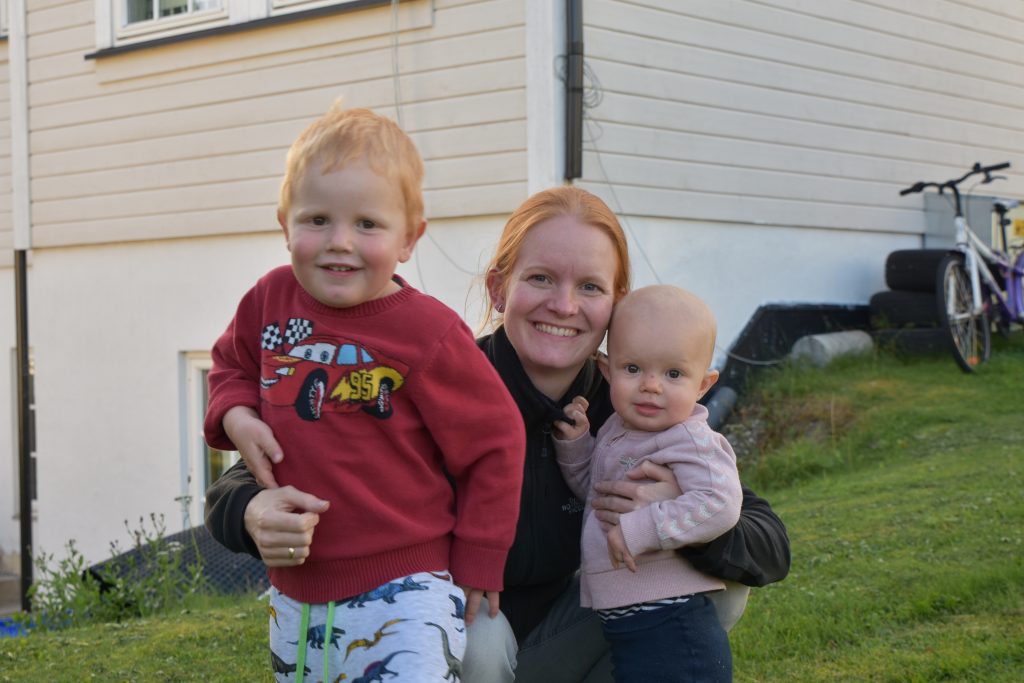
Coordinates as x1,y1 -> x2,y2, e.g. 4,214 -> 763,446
869,250 -> 953,360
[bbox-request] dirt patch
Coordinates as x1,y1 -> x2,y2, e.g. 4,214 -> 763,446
721,393 -> 856,468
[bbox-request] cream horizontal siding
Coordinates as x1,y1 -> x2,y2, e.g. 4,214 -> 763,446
581,0 -> 1024,233
27,0 -> 529,247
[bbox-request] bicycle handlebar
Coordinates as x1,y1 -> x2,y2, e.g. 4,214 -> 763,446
899,161 -> 1011,196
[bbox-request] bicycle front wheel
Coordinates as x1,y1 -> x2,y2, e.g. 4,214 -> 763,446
936,253 -> 991,372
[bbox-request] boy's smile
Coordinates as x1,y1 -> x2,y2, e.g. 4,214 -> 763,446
280,157 -> 422,309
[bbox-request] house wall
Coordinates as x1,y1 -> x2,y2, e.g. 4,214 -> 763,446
580,0 -> 1024,357
0,37 -> 19,571
28,0 -> 529,249
21,0 -> 532,562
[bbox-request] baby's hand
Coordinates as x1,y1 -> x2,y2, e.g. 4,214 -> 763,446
223,406 -> 283,488
606,524 -> 637,573
553,396 -> 590,441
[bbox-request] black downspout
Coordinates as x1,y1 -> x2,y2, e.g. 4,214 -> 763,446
565,0 -> 583,180
15,248 -> 33,612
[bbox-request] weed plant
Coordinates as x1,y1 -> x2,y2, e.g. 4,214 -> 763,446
14,513 -> 207,633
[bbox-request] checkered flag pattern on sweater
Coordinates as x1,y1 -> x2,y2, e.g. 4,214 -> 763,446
285,318 -> 314,345
261,323 -> 283,351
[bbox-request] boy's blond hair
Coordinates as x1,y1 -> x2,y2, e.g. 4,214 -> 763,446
279,103 -> 425,234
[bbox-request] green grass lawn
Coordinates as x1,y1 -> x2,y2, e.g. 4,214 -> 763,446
3,335 -> 1022,682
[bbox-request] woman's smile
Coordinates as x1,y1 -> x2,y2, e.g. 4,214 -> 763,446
495,215 -> 618,398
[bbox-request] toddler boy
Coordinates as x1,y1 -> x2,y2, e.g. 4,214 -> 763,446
204,104 -> 525,682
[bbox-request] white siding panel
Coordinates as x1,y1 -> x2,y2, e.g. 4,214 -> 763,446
31,206 -> 278,247
593,92 -> 990,167
29,182 -> 531,248
588,27 -> 1024,122
750,0 -> 1022,64
589,121 -> 950,195
32,58 -> 523,135
613,0 -> 1020,84
27,24 -> 93,61
949,0 -> 1024,21
28,51 -> 96,85
26,0 -> 529,246
580,180 -> 922,235
33,177 -> 277,225
27,0 -> 93,35
26,0 -> 72,11
31,149 -> 283,201
426,151 -> 527,190
31,147 -> 527,201
32,103 -> 525,178
428,180 -> 528,218
583,0 -> 1024,232
30,25 -> 525,108
592,59 -> 1024,152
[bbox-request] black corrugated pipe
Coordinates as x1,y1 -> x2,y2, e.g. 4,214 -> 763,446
565,0 -> 583,180
15,248 -> 33,611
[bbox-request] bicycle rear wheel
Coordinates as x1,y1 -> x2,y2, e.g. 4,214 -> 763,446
936,253 -> 991,372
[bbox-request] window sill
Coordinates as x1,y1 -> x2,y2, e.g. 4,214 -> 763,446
86,0 -> 397,60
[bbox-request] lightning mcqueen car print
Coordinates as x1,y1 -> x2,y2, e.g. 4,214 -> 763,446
261,336 -> 408,421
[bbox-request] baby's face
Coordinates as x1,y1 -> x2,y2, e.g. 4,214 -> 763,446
605,311 -> 714,432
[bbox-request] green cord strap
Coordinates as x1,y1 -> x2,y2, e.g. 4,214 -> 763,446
296,602 -> 310,683
323,601 -> 336,682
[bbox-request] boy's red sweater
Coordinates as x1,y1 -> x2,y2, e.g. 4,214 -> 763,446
205,266 -> 525,603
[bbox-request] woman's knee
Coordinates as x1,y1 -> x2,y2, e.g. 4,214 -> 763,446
707,581 -> 750,632
463,596 -> 517,683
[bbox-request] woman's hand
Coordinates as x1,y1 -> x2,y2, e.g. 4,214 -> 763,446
591,460 -> 682,528
243,486 -> 329,567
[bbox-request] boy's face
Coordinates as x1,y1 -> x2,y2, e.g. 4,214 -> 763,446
280,157 -> 422,309
603,307 -> 718,432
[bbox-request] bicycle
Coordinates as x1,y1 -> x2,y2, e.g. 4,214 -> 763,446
898,162 -> 1023,372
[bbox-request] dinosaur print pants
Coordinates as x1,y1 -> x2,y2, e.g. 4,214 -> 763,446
268,571 -> 466,682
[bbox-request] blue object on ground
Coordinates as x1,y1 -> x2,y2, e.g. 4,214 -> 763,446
0,616 -> 30,638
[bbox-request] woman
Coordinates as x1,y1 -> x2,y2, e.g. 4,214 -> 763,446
205,187 -> 790,682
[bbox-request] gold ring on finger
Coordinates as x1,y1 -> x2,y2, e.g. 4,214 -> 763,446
288,547 -> 295,560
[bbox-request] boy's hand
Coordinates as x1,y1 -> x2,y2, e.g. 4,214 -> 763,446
223,406 -> 283,488
460,586 -> 500,626
552,396 -> 590,441
606,524 -> 637,573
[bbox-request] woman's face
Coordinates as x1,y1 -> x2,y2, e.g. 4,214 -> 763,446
490,215 -> 620,396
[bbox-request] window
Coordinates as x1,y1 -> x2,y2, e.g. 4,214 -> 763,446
111,0 -> 227,45
123,0 -> 223,26
180,353 -> 237,528
95,0 -> 403,51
